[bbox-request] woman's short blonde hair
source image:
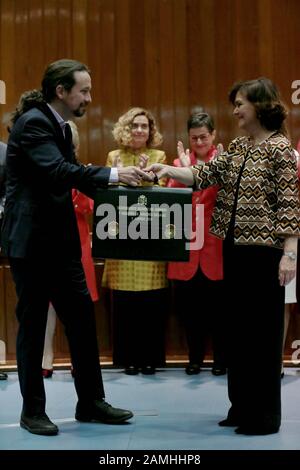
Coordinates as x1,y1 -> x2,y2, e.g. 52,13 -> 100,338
112,107 -> 163,148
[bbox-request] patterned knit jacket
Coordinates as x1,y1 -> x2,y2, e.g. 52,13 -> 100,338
192,133 -> 300,248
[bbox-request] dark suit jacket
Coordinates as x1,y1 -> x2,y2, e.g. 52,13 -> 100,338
1,103 -> 110,259
0,141 -> 6,210
0,141 -> 7,247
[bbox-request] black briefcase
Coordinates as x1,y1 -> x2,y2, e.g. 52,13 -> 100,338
92,185 -> 193,261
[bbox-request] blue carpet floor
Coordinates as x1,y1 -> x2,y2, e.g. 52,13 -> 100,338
0,368 -> 300,461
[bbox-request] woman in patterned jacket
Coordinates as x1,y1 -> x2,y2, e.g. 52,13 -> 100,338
146,78 -> 300,436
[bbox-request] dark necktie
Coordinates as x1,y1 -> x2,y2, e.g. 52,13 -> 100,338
63,122 -> 75,162
64,122 -> 73,147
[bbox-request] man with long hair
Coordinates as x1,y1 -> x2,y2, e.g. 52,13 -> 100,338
1,59 -> 150,435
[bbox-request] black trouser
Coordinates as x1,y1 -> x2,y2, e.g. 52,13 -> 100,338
112,289 -> 168,367
223,242 -> 284,428
173,269 -> 226,367
10,256 -> 104,415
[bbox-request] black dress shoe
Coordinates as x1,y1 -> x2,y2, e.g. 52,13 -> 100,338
185,364 -> 201,375
124,366 -> 139,375
212,366 -> 227,376
218,418 -> 240,427
235,425 -> 279,435
0,372 -> 8,380
20,412 -> 58,435
219,407 -> 240,427
75,399 -> 133,424
141,366 -> 155,375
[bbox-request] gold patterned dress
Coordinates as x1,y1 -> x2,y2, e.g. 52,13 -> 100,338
102,148 -> 169,369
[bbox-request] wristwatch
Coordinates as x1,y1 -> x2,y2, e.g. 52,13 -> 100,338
283,251 -> 297,261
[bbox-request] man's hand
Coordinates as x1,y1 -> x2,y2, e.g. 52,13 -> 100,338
117,166 -> 153,186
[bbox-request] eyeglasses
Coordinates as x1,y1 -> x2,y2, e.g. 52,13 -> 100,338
190,133 -> 211,142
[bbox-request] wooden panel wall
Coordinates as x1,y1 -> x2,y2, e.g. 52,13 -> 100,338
0,256 -> 188,363
1,0 -> 300,158
1,0 -> 300,364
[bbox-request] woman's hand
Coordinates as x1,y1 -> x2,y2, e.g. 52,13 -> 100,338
117,166 -> 153,186
177,141 -> 191,167
145,163 -> 170,179
145,163 -> 194,185
216,143 -> 224,156
139,153 -> 149,169
279,255 -> 297,286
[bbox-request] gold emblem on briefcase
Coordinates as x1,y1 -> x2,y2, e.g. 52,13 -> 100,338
164,224 -> 176,239
108,221 -> 119,237
137,195 -> 147,206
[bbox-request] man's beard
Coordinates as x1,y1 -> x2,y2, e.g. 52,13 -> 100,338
73,106 -> 86,117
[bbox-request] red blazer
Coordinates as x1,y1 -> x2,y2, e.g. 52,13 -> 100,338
167,147 -> 223,281
72,190 -> 99,301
